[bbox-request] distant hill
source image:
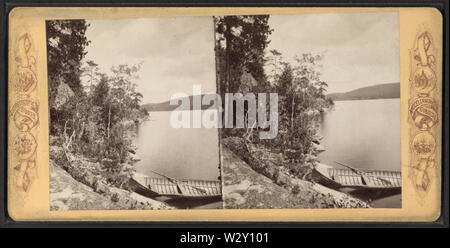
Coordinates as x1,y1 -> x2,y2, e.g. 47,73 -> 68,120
327,83 -> 400,101
142,94 -> 217,112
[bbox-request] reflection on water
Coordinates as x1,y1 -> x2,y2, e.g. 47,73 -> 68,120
135,111 -> 220,181
134,111 -> 222,209
318,99 -> 401,208
135,110 -> 222,209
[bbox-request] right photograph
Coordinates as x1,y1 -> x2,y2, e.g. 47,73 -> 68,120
215,12 -> 401,209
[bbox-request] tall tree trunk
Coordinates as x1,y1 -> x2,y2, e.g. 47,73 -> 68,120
225,27 -> 231,93
107,103 -> 111,140
291,95 -> 295,131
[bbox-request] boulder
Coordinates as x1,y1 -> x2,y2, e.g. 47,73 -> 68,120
54,81 -> 75,109
93,180 -> 109,194
275,172 -> 290,186
221,138 -> 371,209
83,171 -> 96,187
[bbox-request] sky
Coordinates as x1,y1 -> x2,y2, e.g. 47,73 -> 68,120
267,11 -> 399,94
83,12 -> 399,102
83,17 -> 216,103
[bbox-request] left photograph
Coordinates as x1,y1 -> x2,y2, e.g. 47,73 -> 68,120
47,17 -> 222,210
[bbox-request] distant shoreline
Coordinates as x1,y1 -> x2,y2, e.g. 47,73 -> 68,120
327,82 -> 400,101
331,96 -> 400,102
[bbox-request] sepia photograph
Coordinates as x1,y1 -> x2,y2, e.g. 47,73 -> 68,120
46,12 -> 401,211
217,12 -> 401,209
5,4 -> 445,224
5,3 -> 445,225
47,17 -> 222,210
46,11 -> 402,211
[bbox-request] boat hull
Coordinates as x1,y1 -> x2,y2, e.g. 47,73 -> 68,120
311,167 -> 343,189
312,163 -> 401,201
313,163 -> 401,192
130,173 -> 222,201
347,187 -> 401,201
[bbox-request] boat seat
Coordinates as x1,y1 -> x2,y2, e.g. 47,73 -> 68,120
360,175 -> 367,186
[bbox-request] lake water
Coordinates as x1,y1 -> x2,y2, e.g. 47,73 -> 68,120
135,111 -> 220,180
134,111 -> 221,208
135,101 -> 401,208
318,99 -> 401,208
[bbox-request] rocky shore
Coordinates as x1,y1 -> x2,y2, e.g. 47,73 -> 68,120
50,136 -> 370,210
50,145 -> 172,210
221,137 -> 370,208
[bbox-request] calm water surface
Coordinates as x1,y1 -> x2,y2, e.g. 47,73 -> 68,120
135,101 -> 401,208
318,99 -> 401,208
134,111 -> 221,209
135,111 -> 220,181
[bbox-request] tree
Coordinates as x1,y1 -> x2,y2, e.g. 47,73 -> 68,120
94,63 -> 147,164
268,51 -> 333,163
82,60 -> 100,92
47,20 -> 90,104
215,15 -> 273,95
47,20 -> 90,135
47,20 -> 149,187
266,49 -> 284,83
215,15 -> 273,139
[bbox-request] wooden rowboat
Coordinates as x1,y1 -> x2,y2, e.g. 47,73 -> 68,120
130,172 -> 222,201
313,163 -> 401,190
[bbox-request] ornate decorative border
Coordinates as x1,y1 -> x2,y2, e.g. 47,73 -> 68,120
408,30 -> 439,199
6,7 -> 443,222
9,32 -> 40,192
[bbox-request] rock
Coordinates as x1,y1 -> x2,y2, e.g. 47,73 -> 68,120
49,148 -> 173,210
54,81 -> 75,109
83,171 -> 96,187
221,144 -> 371,209
50,160 -> 122,210
275,173 -> 290,186
93,181 -> 109,194
128,152 -> 141,162
268,152 -> 285,165
239,70 -> 258,93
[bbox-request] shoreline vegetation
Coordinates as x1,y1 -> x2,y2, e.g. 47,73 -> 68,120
221,137 -> 370,208
50,137 -> 173,210
47,20 -> 173,210
48,17 -> 377,210
213,16 -> 371,208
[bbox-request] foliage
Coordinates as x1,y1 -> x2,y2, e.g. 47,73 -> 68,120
47,20 -> 90,108
215,15 -> 333,169
47,20 -> 148,185
215,15 -> 273,138
62,63 -> 147,172
269,52 -> 333,163
214,15 -> 273,95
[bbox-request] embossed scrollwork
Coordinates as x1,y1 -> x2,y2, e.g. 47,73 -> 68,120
10,32 -> 39,192
408,30 -> 438,198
